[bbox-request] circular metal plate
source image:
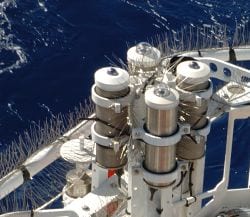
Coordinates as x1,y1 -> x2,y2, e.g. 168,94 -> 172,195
60,139 -> 94,164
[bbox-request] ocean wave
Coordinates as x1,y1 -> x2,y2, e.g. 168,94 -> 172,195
0,0 -> 27,74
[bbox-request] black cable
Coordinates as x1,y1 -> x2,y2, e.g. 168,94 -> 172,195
80,116 -> 131,137
229,47 -> 237,62
142,73 -> 157,94
30,209 -> 34,217
189,162 -> 194,196
78,117 -> 97,121
173,171 -> 187,189
198,50 -> 202,57
19,165 -> 31,182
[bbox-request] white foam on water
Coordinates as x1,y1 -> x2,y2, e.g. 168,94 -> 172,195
0,0 -> 27,74
7,102 -> 23,121
38,0 -> 48,12
38,103 -> 56,118
122,0 -> 170,30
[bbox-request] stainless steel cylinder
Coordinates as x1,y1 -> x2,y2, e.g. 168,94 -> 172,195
144,84 -> 179,174
145,145 -> 176,173
95,105 -> 128,137
146,107 -> 177,136
176,61 -> 210,92
96,144 -> 127,169
176,61 -> 210,130
176,135 -> 205,160
176,63 -> 210,130
176,78 -> 210,92
94,68 -> 129,137
176,61 -> 210,160
95,86 -> 129,99
178,100 -> 208,130
92,67 -> 130,169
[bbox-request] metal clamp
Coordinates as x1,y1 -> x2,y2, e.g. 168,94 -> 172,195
132,127 -> 182,147
142,164 -> 178,186
91,85 -> 134,113
91,123 -> 113,147
191,120 -> 211,137
91,123 -> 128,149
179,123 -> 191,135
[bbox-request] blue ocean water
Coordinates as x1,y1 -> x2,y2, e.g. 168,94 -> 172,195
0,0 -> 249,200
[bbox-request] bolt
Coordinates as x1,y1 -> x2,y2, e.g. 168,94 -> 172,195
154,84 -> 170,97
107,67 -> 118,76
135,131 -> 141,137
82,205 -> 90,211
183,128 -> 189,134
133,169 -> 140,175
110,183 -> 117,188
189,61 -> 200,69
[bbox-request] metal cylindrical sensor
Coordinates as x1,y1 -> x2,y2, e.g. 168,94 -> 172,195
94,67 -> 130,137
145,145 -> 176,173
176,60 -> 210,130
176,61 -> 210,160
144,84 -> 179,173
176,135 -> 206,160
178,100 -> 208,130
145,84 -> 179,136
176,61 -> 210,92
146,108 -> 177,136
92,67 -> 130,168
95,105 -> 128,137
96,144 -> 127,169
